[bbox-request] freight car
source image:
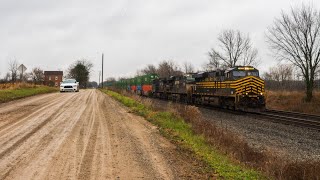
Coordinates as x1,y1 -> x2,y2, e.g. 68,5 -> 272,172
113,74 -> 158,96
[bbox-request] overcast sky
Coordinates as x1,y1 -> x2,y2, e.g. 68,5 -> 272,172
0,0 -> 318,82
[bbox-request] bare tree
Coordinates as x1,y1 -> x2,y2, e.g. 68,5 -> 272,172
157,60 -> 183,78
266,64 -> 293,82
207,51 -> 220,69
106,77 -> 116,82
263,64 -> 294,90
24,73 -> 32,82
262,71 -> 273,81
31,67 -> 44,84
183,61 -> 195,74
135,70 -> 143,76
4,72 -> 11,82
266,4 -> 320,101
242,48 -> 259,67
208,29 -> 259,68
8,59 -> 19,83
140,64 -> 157,75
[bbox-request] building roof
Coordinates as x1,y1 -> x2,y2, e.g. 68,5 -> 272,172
44,71 -> 63,75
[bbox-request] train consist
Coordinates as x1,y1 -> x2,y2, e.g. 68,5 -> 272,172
109,66 -> 265,111
113,74 -> 159,96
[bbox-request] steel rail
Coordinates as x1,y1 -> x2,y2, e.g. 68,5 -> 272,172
252,109 -> 320,130
264,109 -> 320,121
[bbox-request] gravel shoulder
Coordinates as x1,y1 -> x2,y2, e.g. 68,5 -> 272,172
147,98 -> 320,161
0,89 -> 212,179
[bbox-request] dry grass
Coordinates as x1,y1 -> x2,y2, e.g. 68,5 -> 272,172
266,90 -> 320,115
0,83 -> 37,90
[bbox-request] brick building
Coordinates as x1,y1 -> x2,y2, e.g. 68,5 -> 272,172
44,71 -> 63,87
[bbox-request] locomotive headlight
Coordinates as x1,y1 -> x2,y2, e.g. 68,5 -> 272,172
260,92 -> 263,95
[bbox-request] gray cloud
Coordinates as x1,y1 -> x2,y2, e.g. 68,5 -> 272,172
0,0 -> 318,81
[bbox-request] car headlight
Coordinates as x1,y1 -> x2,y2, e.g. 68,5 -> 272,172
60,85 -> 63,87
73,85 -> 77,87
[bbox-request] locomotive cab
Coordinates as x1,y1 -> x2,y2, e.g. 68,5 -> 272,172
225,66 -> 260,80
225,66 -> 265,111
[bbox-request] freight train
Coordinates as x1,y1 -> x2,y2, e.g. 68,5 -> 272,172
108,66 -> 265,111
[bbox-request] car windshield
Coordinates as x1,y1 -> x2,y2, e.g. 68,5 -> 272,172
63,79 -> 76,83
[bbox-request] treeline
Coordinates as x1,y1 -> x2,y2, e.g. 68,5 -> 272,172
0,59 -> 97,88
262,64 -> 320,91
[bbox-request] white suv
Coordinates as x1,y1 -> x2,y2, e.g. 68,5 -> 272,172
60,79 -> 79,92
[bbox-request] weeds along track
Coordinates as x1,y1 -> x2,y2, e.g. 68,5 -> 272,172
252,109 -> 320,130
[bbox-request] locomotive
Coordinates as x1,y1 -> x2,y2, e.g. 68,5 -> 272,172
110,66 -> 265,111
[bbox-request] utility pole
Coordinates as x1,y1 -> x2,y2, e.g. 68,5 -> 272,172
99,71 -> 101,88
102,53 -> 104,88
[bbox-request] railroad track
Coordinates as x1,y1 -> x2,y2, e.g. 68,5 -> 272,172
142,96 -> 320,130
197,105 -> 320,130
253,109 -> 320,130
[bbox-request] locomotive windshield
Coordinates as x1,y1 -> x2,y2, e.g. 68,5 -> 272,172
247,71 -> 259,76
232,71 -> 259,78
233,71 -> 246,77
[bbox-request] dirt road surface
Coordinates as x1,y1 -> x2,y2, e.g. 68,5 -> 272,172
0,89 -> 212,180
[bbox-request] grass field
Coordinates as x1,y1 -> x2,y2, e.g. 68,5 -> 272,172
0,83 -> 58,103
101,89 -> 265,179
266,90 -> 320,115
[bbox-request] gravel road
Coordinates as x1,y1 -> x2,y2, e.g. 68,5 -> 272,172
0,90 -> 212,179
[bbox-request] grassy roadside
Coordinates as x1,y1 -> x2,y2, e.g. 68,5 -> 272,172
100,89 -> 265,179
0,86 -> 58,103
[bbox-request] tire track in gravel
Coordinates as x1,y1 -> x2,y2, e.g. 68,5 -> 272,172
78,101 -> 100,179
0,91 -> 87,179
0,93 -> 66,132
0,92 -> 78,157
